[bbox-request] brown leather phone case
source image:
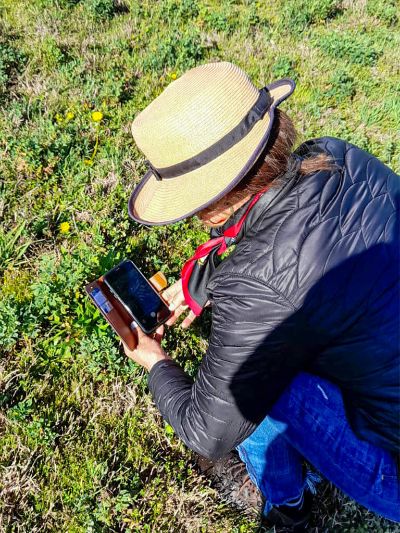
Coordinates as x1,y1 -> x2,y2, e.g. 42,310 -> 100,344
85,271 -> 168,350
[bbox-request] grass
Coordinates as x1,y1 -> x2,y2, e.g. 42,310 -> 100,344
0,0 -> 399,531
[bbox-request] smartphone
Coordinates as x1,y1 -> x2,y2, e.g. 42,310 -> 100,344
103,260 -> 171,334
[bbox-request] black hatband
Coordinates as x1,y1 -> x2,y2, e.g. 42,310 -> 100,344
146,87 -> 273,181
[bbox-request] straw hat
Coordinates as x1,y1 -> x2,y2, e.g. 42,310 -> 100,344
129,62 -> 295,225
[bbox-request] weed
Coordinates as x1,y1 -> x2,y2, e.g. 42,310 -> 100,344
202,5 -> 240,34
0,222 -> 31,275
159,0 -> 200,22
314,31 -> 383,66
323,70 -> 357,105
279,0 -> 342,33
0,39 -> 27,102
143,30 -> 205,72
272,57 -> 297,80
366,0 -> 398,26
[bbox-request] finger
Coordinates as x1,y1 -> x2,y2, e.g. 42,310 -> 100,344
121,339 -> 133,357
164,282 -> 185,311
181,310 -> 197,329
165,314 -> 179,326
165,303 -> 189,326
122,335 -> 139,358
151,324 -> 164,338
154,325 -> 164,343
162,280 -> 181,302
130,321 -> 146,342
168,292 -> 186,312
162,286 -> 177,302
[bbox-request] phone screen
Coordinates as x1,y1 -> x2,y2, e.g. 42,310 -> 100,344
104,260 -> 171,333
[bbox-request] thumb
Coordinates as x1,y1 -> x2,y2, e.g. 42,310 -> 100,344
130,321 -> 145,341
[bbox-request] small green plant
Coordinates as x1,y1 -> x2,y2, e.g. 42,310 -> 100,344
202,6 -> 240,34
0,299 -> 20,348
272,57 -> 297,80
279,0 -> 342,33
0,267 -> 32,303
39,36 -> 65,72
159,0 -> 199,22
84,0 -> 126,19
323,70 -> 357,105
0,222 -> 31,275
143,30 -> 205,72
0,40 -> 27,101
366,0 -> 398,26
314,32 -> 382,66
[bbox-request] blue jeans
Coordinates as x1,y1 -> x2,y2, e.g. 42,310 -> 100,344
236,373 -> 400,522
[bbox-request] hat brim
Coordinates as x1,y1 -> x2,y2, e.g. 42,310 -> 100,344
128,78 -> 295,226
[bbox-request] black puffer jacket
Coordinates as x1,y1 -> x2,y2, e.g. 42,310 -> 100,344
148,137 -> 400,459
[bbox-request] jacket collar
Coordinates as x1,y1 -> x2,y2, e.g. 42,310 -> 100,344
211,154 -> 302,242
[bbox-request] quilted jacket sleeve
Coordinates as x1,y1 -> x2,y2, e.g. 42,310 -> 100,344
148,274 -> 314,460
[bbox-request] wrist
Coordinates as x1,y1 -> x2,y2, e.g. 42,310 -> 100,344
145,351 -> 171,372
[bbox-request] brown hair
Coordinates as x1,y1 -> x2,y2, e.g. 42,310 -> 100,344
197,109 -> 332,221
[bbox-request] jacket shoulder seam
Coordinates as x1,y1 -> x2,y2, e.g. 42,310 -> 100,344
211,272 -> 298,311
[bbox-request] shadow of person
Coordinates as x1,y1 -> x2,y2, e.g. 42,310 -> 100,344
228,238 -> 399,520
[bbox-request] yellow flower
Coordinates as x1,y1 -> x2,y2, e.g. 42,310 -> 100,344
59,221 -> 70,234
170,72 -> 177,80
91,111 -> 103,122
66,111 -> 75,121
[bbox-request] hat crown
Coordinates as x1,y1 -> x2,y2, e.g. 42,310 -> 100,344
132,62 -> 259,168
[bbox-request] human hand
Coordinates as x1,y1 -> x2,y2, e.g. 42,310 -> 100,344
162,279 -> 197,328
123,324 -> 170,372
